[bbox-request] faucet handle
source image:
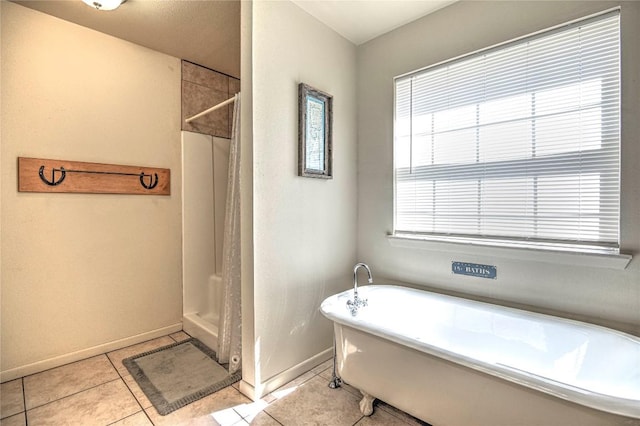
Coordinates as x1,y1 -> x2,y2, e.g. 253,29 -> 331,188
346,299 -> 358,316
346,295 -> 367,316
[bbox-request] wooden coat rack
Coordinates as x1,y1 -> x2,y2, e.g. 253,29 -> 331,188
18,157 -> 170,195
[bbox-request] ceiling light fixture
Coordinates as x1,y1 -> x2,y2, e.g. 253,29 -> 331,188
82,0 -> 126,11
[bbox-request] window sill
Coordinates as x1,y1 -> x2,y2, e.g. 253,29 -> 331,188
387,234 -> 632,270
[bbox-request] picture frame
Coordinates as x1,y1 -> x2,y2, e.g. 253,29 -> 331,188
298,83 -> 333,179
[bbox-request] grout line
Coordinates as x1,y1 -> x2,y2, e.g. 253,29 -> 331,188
105,351 -> 124,378
22,377 -> 29,426
144,409 -> 156,426
118,372 -> 156,426
24,377 -> 123,412
104,409 -> 147,426
105,352 -> 156,425
169,330 -> 192,343
262,411 -> 284,426
352,415 -> 365,426
19,353 -> 106,382
118,368 -> 145,410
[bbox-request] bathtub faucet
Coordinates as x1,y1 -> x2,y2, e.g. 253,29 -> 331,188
347,263 -> 372,316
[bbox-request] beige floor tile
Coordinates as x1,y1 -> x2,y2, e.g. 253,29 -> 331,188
317,370 -> 361,399
264,375 -> 363,426
107,336 -> 175,376
355,406 -> 419,425
0,379 -> 24,419
26,379 -> 139,426
310,359 -> 332,376
144,385 -> 251,426
4,332 -> 426,426
232,397 -> 269,422
109,411 -> 153,425
23,355 -> 119,410
376,401 -> 429,425
207,406 -> 245,426
317,367 -> 332,380
0,412 -> 25,426
170,331 -> 192,342
266,370 -> 315,401
246,411 -> 280,426
317,370 -> 346,390
122,374 -> 153,409
342,381 -> 363,398
310,376 -> 427,426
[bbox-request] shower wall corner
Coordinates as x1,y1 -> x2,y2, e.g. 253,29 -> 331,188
181,130 -> 230,351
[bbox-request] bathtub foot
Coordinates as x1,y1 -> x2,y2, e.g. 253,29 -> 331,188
359,391 -> 375,416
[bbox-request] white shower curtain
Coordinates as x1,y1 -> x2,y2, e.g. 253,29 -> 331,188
217,92 -> 242,374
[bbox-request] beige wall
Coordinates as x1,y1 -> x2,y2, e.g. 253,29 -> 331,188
357,1 -> 640,332
242,1 -> 357,396
1,2 -> 183,379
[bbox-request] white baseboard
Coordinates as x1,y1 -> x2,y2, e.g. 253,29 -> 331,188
1,323 -> 183,383
239,347 -> 333,401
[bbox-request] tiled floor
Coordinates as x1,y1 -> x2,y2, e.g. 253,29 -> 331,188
0,332 -> 428,426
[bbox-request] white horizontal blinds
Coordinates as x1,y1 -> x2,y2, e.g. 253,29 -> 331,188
394,11 -> 620,250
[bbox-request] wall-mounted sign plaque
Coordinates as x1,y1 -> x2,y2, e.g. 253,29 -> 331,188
452,262 -> 497,279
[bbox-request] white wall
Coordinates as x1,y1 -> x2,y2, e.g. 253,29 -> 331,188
242,0 -> 357,396
1,2 -> 183,380
357,1 -> 640,333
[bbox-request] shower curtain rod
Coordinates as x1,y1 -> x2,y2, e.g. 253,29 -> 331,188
185,95 -> 237,123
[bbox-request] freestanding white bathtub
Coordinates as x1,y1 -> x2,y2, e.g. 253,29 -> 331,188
320,285 -> 640,426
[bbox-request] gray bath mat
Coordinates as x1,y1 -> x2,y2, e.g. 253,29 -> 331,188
122,338 -> 241,415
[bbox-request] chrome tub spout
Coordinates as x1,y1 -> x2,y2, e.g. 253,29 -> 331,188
347,263 -> 373,316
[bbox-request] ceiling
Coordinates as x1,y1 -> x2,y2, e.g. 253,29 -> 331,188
292,0 -> 456,45
13,0 -> 242,77
13,0 -> 455,78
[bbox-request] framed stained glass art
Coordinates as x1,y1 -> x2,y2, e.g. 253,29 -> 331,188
298,83 -> 332,179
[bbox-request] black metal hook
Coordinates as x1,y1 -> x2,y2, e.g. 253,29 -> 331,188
39,165 -> 66,186
139,173 -> 159,190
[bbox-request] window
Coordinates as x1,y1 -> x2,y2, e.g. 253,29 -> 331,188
393,11 -> 620,254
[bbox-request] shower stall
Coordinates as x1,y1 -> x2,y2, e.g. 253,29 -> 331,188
181,130 -> 230,351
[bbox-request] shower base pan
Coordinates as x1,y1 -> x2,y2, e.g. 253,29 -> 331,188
183,313 -> 218,352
